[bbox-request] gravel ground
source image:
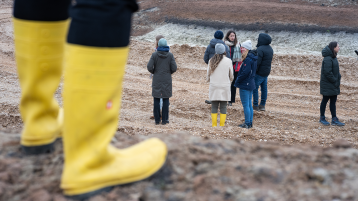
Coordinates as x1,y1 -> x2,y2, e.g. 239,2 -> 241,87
1,2 -> 358,201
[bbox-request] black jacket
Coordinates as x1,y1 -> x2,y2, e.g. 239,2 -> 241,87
204,39 -> 230,64
147,49 -> 177,98
320,46 -> 341,96
256,33 -> 274,77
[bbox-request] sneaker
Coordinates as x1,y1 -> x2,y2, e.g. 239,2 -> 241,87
155,122 -> 160,125
238,123 -> 249,129
228,102 -> 232,106
331,117 -> 345,126
205,100 -> 212,104
253,105 -> 259,111
248,123 -> 253,128
259,105 -> 265,111
319,116 -> 330,126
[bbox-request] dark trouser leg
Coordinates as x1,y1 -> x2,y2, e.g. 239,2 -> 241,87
154,98 -> 161,123
329,95 -> 337,118
219,101 -> 227,114
230,71 -> 238,103
211,101 -> 219,113
162,98 -> 169,123
320,96 -> 330,116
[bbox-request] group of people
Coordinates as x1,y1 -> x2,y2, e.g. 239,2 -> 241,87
146,30 -> 346,129
204,30 -> 274,128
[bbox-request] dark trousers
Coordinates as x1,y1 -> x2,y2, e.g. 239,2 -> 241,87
154,98 -> 169,123
230,71 -> 239,103
320,95 -> 337,118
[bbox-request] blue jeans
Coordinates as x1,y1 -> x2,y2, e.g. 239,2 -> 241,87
253,74 -> 268,106
239,89 -> 253,125
154,98 -> 169,123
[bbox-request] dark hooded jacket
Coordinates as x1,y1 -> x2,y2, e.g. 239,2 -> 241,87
256,33 -> 274,77
234,51 -> 258,91
320,46 -> 341,96
147,47 -> 177,98
203,39 -> 230,64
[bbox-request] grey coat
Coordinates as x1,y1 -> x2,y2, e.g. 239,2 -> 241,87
147,51 -> 177,98
320,46 -> 341,96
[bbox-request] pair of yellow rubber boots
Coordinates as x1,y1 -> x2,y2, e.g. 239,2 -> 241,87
211,113 -> 226,127
13,18 -> 167,198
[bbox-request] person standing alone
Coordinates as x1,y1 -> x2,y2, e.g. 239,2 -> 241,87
319,42 -> 345,126
253,33 -> 273,112
207,44 -> 234,127
147,38 -> 177,125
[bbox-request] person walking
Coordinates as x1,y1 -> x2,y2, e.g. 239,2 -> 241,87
13,0 -> 168,199
253,33 -> 274,111
207,44 -> 234,127
319,42 -> 345,126
224,30 -> 242,106
234,40 -> 257,129
204,30 -> 230,105
147,38 -> 177,125
150,35 -> 165,120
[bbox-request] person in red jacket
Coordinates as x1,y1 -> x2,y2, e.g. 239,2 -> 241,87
13,0 -> 167,199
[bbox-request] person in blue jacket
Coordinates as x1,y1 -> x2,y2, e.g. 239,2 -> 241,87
234,40 -> 257,129
204,30 -> 230,104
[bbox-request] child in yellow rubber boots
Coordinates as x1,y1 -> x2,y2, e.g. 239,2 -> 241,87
13,0 -> 167,199
207,43 -> 234,127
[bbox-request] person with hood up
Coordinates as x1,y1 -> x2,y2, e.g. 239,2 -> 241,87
207,43 -> 234,127
147,38 -> 177,125
150,35 -> 165,120
204,30 -> 230,105
224,30 -> 242,106
319,41 -> 345,126
253,33 -> 274,112
234,40 -> 257,129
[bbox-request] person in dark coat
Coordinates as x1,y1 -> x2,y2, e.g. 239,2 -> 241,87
147,38 -> 177,125
253,33 -> 274,112
319,42 -> 344,126
204,30 -> 230,104
234,40 -> 257,129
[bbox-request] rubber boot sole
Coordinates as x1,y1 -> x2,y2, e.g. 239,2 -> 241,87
21,141 -> 55,155
65,159 -> 171,201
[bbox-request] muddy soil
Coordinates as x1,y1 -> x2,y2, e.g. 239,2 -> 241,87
132,0 -> 358,36
1,2 -> 358,201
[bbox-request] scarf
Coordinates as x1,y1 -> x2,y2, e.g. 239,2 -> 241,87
225,40 -> 241,62
157,46 -> 170,52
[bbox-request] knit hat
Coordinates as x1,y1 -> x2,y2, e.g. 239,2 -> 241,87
158,38 -> 167,47
241,40 -> 252,50
214,30 -> 224,39
215,43 -> 225,54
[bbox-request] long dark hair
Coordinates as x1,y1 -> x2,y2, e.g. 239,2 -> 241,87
225,30 -> 237,46
328,41 -> 338,58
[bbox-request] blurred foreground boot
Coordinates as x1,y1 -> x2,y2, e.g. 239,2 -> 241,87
319,116 -> 330,126
331,117 -> 345,126
61,44 -> 167,199
253,105 -> 259,111
13,18 -> 68,154
211,113 -> 217,127
219,114 -> 226,127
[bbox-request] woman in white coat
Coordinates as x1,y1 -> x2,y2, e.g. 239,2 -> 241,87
207,43 -> 234,127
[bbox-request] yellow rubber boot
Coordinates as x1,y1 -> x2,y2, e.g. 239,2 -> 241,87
220,114 -> 227,127
211,113 -> 218,127
13,18 -> 68,154
61,44 -> 167,198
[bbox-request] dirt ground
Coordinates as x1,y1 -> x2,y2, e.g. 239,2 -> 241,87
1,1 -> 358,201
